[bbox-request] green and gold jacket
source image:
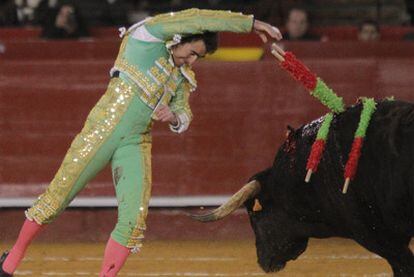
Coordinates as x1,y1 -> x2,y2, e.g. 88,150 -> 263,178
111,8 -> 254,133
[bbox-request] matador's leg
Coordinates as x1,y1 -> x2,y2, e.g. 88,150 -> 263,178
26,77 -> 152,224
100,132 -> 152,276
3,77 -> 153,275
111,135 -> 152,251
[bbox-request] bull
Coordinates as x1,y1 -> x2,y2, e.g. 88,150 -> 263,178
191,100 -> 414,276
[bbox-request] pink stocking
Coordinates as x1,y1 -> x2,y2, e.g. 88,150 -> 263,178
2,219 -> 44,274
99,237 -> 130,277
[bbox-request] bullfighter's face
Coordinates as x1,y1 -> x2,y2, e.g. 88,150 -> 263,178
245,194 -> 308,272
171,40 -> 207,67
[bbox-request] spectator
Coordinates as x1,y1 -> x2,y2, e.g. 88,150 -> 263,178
0,0 -> 41,26
40,2 -> 89,39
358,20 -> 380,42
282,7 -> 320,41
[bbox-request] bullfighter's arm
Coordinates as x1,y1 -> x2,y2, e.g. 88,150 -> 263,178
168,80 -> 193,134
141,8 -> 281,43
143,8 -> 254,41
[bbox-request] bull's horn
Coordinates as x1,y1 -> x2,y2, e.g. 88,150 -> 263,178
190,180 -> 261,222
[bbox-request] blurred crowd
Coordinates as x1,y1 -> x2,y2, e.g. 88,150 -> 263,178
0,0 -> 413,40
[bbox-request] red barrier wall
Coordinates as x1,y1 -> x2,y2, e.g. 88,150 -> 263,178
2,40 -> 414,61
1,42 -> 414,198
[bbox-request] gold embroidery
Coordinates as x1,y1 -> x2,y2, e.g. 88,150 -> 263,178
113,35 -> 158,98
149,66 -> 169,84
160,93 -> 172,106
137,89 -> 163,109
112,39 -> 192,110
113,58 -> 179,109
155,59 -> 172,76
114,58 -> 158,97
26,78 -> 135,224
157,57 -> 173,73
146,9 -> 253,42
127,141 -> 152,252
165,78 -> 178,95
180,65 -> 197,91
147,8 -> 251,30
146,9 -> 201,24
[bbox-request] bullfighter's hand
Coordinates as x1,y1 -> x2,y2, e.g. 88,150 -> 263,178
253,19 -> 283,43
154,105 -> 178,124
270,43 -> 286,62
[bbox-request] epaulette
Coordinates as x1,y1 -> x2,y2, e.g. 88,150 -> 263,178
180,65 -> 197,92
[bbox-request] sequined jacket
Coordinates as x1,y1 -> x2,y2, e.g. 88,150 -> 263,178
111,8 -> 254,133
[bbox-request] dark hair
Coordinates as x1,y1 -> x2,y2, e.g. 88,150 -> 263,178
358,19 -> 380,32
180,32 -> 219,54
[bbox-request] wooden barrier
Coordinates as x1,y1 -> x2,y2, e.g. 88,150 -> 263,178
1,40 -> 414,61
1,42 -> 414,198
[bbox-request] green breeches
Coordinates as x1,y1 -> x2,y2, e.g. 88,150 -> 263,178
25,77 -> 153,252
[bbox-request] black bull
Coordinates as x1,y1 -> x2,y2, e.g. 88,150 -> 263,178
191,100 -> 414,276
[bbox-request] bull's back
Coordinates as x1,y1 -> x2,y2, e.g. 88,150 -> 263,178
289,100 -> 414,237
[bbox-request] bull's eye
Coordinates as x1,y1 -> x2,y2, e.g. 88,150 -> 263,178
252,198 -> 263,212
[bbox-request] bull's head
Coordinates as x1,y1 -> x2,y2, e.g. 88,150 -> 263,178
190,125 -> 328,272
190,177 -> 309,272
243,184 -> 309,272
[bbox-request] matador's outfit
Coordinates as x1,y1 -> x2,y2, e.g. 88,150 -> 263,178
25,8 -> 254,252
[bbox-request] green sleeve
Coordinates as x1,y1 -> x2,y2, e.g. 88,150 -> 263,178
145,8 -> 254,41
169,81 -> 193,134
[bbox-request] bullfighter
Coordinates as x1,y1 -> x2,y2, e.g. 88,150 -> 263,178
0,8 -> 282,277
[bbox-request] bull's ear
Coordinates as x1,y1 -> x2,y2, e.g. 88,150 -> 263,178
286,125 -> 296,138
